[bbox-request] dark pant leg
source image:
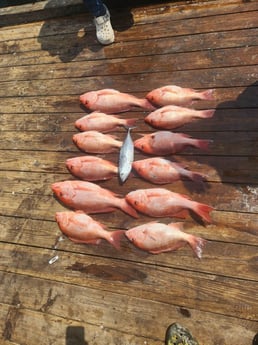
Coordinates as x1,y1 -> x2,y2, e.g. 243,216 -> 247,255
83,0 -> 106,17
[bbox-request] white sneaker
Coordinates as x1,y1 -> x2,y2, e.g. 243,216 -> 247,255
94,5 -> 115,45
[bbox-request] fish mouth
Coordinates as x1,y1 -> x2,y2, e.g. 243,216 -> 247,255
51,182 -> 60,192
119,171 -> 130,184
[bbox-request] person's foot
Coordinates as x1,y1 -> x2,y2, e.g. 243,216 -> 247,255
94,5 -> 114,45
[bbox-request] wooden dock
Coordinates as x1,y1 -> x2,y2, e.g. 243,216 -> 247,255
0,0 -> 258,344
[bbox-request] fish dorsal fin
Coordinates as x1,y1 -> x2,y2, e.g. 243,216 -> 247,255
161,85 -> 181,93
147,188 -> 168,197
98,89 -> 120,95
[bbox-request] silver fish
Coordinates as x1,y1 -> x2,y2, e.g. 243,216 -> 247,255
118,127 -> 135,183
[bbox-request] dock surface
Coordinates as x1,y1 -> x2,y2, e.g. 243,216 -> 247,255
0,0 -> 258,344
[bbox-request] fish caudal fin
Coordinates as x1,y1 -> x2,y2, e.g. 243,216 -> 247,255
200,89 -> 215,101
201,109 -> 215,118
192,202 -> 213,223
125,118 -> 138,127
107,230 -> 125,250
140,99 -> 157,111
187,235 -> 206,259
119,198 -> 139,218
194,139 -> 212,151
189,171 -> 206,184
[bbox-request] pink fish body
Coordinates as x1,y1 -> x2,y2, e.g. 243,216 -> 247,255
145,105 -> 215,129
75,111 -> 138,133
51,180 -> 138,218
80,89 -> 155,113
55,211 -> 124,250
66,156 -> 118,181
126,188 -> 213,222
132,157 -> 205,184
73,131 -> 122,153
146,85 -> 215,107
125,221 -> 205,258
134,131 -> 211,155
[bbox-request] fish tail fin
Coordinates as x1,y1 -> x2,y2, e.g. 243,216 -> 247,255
140,98 -> 157,111
119,198 -> 139,218
125,118 -> 138,127
192,202 -> 213,223
187,235 -> 206,259
194,139 -> 212,151
188,171 -> 206,183
200,89 -> 215,101
108,230 -> 125,250
200,109 -> 215,118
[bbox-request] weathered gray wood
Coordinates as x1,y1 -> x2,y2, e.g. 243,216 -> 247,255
1,242 -> 258,322
0,0 -> 258,343
1,153 -> 258,184
0,271 -> 257,345
0,46 -> 257,82
0,66 -> 257,98
1,28 -> 257,67
1,108 -> 258,132
1,129 -> 258,156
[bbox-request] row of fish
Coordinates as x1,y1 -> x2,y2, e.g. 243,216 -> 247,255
72,130 -> 211,155
75,106 -> 214,132
52,84 -> 215,258
52,180 -> 212,258
66,156 -> 205,184
79,85 -> 214,113
55,210 -> 205,259
52,180 -> 213,222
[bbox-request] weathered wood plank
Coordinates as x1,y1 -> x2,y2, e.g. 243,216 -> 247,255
1,46 -> 257,82
1,28 -> 257,67
0,0 -> 257,342
1,0 -> 257,40
1,108 -> 258,132
1,242 -> 258,322
1,7 -> 257,60
117,10 -> 258,42
0,207 -> 258,281
0,179 -> 248,217
1,152 -> 258,184
0,0 -> 84,27
5,205 -> 258,247
1,178 -> 258,239
1,129 -> 258,156
0,302 -> 157,345
0,271 -> 257,345
0,67 -> 257,99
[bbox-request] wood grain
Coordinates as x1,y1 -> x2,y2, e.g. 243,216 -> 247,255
0,0 -> 257,344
